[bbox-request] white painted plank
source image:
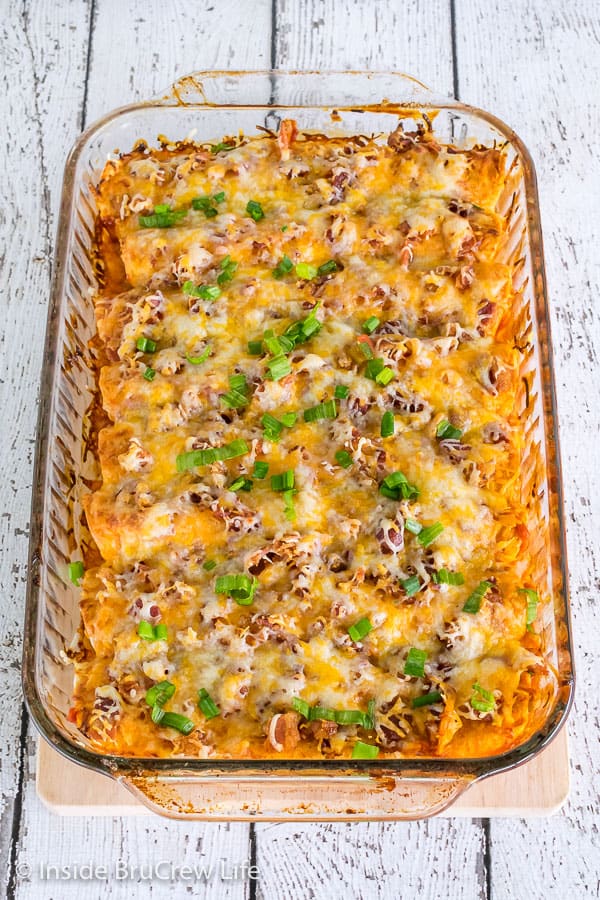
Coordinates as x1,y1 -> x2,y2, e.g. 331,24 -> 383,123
251,3 -> 487,897
455,0 -> 600,897
0,1 -> 91,896
84,0 -> 273,125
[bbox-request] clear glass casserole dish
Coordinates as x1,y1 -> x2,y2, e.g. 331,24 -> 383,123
23,71 -> 574,820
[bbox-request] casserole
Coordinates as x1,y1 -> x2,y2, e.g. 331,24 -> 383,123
23,71 -> 574,819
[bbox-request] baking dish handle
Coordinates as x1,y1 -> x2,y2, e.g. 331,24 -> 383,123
119,771 -> 476,820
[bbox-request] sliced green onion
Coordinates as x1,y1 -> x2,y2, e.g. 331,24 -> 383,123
68,561 -> 84,586
246,200 -> 264,221
283,489 -> 296,521
433,568 -> 465,586
519,587 -> 539,629
334,384 -> 349,399
291,697 -> 311,719
470,682 -> 496,713
303,399 -> 337,422
151,704 -> 166,724
411,691 -> 443,709
176,439 -> 249,471
265,355 -> 291,381
381,410 -> 395,438
359,341 -> 374,360
348,617 -> 373,642
317,259 -> 339,277
248,340 -> 263,355
417,522 -> 444,547
436,419 -> 463,440
191,195 -> 218,218
404,518 -> 422,535
211,142 -> 234,153
252,461 -> 269,479
401,575 -> 421,597
271,470 -> 295,492
220,373 -> 249,409
183,281 -> 221,302
281,224 -> 289,232
263,329 -> 284,356
139,206 -> 187,228
352,741 -> 379,759
145,681 -> 175,708
215,573 -> 258,605
154,623 -> 168,641
154,711 -> 195,735
335,449 -> 353,468
217,255 -> 238,286
362,316 -> 380,335
273,255 -> 294,278
261,413 -> 284,442
198,688 -> 220,719
186,345 -> 211,364
229,476 -> 253,492
283,302 -> 322,346
404,647 -> 427,678
143,366 -> 156,381
375,366 -> 394,386
295,262 -> 318,280
462,580 -> 492,614
203,559 -> 217,572
138,621 -> 166,642
281,411 -> 297,427
213,191 -> 225,204
379,471 -> 419,501
136,337 -> 157,353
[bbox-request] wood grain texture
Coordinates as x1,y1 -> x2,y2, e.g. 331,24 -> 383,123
0,1 -> 91,896
455,0 -> 600,897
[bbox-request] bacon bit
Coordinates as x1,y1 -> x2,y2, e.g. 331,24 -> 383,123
399,243 -> 414,270
277,119 -> 298,161
309,719 -> 338,741
439,438 -> 471,463
376,517 -> 405,555
267,712 -> 300,752
482,422 -> 509,444
477,300 -> 496,334
456,265 -> 475,290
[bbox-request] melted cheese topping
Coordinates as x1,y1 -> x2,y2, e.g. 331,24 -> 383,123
71,121 -> 557,760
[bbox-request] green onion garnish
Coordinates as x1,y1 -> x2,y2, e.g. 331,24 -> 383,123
136,337 -> 157,353
252,461 -> 269,479
303,399 -> 337,422
145,681 -> 175,708
352,741 -> 379,759
183,281 -> 221,302
217,255 -> 238,286
214,573 -> 258,605
192,195 -> 218,218
381,411 -> 395,438
335,449 -> 353,468
186,345 -> 211,365
292,700 -> 375,729
271,470 -> 295,492
248,340 -> 263,356
364,357 -> 394,385
261,413 -> 284,442
246,200 -> 264,221
317,259 -> 339,277
283,489 -> 297,521
379,471 -> 419,501
198,688 -> 220,719
436,419 -> 463,440
220,372 -> 250,409
281,224 -> 288,232
462,580 -> 492,614
282,302 -> 322,346
211,142 -> 234,153
229,476 -> 253,492
411,691 -> 443,709
152,709 -> 195,734
265,355 -> 291,381
417,522 -> 444,547
263,329 -> 285,356
470,682 -> 496,713
433,568 -> 465,586
139,205 -> 187,228
347,617 -> 373,642
203,559 -> 217,572
176,439 -> 249,471
404,648 -> 427,677
291,697 -> 311,718
138,621 -> 167,642
362,316 -> 380,335
405,518 -> 422,535
143,366 -> 155,381
376,367 -> 394,386
213,191 -> 225,204
281,412 -> 297,427
358,341 -> 374,360
68,561 -> 84,586
334,385 -> 349,399
295,262 -> 318,280
273,255 -> 294,278
401,575 -> 421,597
519,587 -> 539,629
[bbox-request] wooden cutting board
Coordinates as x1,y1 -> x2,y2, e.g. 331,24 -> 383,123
36,727 -> 569,817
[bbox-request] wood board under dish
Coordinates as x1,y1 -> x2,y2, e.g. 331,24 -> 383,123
36,727 -> 569,817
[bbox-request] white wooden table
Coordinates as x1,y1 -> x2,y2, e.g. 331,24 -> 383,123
1,1 -> 598,897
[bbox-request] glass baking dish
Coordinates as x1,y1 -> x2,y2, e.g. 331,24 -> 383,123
23,71 -> 574,820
